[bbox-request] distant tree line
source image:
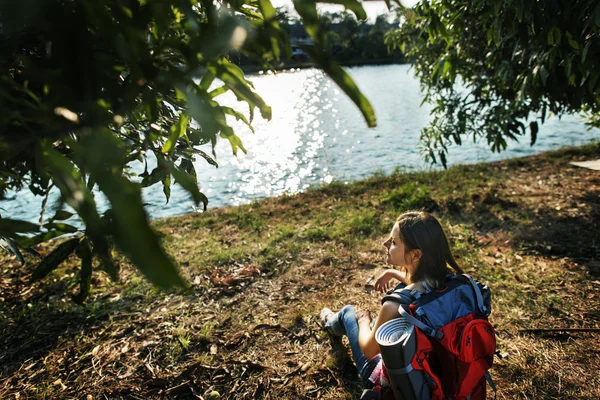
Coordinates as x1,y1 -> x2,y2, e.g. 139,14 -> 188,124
230,10 -> 404,68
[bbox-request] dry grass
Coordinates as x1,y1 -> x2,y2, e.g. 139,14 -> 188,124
0,143 -> 599,399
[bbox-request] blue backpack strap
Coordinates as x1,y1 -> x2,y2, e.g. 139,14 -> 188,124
381,285 -> 415,306
399,304 -> 443,339
462,274 -> 487,314
421,280 -> 432,294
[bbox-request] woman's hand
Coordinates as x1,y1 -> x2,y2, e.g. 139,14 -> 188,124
357,302 -> 403,359
374,269 -> 406,293
356,309 -> 372,325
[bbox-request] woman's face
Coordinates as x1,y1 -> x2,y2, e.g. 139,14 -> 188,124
383,223 -> 418,275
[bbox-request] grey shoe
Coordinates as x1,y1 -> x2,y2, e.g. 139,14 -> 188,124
320,308 -> 344,336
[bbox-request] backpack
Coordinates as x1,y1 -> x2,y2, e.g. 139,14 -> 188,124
376,274 -> 496,400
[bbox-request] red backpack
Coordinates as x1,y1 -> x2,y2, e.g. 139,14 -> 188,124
379,274 -> 497,400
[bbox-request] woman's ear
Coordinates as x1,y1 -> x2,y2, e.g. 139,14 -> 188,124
411,249 -> 422,262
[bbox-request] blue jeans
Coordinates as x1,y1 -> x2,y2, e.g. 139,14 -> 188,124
326,305 -> 381,388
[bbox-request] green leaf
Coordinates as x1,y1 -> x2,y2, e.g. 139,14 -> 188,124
72,238 -> 92,304
1,237 -> 25,265
304,47 -> 376,127
43,222 -> 79,233
582,40 -> 591,63
162,113 -> 189,154
180,159 -> 198,183
87,176 -> 96,192
547,29 -> 554,46
199,70 -> 216,91
31,237 -> 80,281
431,60 -> 441,80
187,147 -> 218,168
220,128 -> 247,155
210,60 -> 272,120
565,55 -> 573,78
36,141 -> 118,280
442,59 -> 451,77
162,172 -> 172,203
120,6 -> 133,19
515,2 -> 524,22
553,27 -> 562,45
568,39 -> 579,50
208,85 -> 229,98
0,219 -> 40,238
292,0 -> 320,42
164,159 -> 209,210
429,11 -> 448,40
222,106 -> 255,134
182,86 -> 222,138
50,210 -> 75,222
541,103 -> 547,124
529,121 -> 538,146
258,0 -> 282,59
539,65 -> 549,86
16,230 -> 73,249
76,130 -> 186,289
142,164 -> 168,187
440,151 -> 447,169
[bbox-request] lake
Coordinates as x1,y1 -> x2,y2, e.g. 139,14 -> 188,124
3,64 -> 599,223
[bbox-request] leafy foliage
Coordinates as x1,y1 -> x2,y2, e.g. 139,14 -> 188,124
0,0 -> 376,300
390,0 -> 600,166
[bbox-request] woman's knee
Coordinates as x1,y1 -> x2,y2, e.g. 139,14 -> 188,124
339,305 -> 356,318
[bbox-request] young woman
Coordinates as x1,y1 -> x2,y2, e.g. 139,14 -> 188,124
320,211 -> 464,389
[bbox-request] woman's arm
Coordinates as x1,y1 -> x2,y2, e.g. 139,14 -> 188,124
357,301 -> 401,359
374,269 -> 408,293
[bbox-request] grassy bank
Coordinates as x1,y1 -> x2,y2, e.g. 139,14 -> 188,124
1,143 -> 599,399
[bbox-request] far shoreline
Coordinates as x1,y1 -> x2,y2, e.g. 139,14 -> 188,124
238,58 -> 406,75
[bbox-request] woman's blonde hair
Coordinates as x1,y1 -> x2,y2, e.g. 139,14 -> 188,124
396,211 -> 462,286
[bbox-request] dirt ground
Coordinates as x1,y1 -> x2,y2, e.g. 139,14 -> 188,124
1,144 -> 599,399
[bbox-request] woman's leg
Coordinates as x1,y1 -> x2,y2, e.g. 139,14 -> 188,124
328,305 -> 381,388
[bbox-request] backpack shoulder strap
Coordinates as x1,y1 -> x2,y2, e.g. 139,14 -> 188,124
462,274 -> 488,314
381,285 -> 417,306
381,285 -> 443,338
485,371 -> 497,393
398,304 -> 444,339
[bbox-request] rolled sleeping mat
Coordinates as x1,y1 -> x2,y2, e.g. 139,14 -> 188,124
376,317 -> 430,400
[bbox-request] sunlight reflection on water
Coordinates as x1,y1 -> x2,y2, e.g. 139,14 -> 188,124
220,69 -> 334,203
200,68 -> 342,208
2,65 -> 599,223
